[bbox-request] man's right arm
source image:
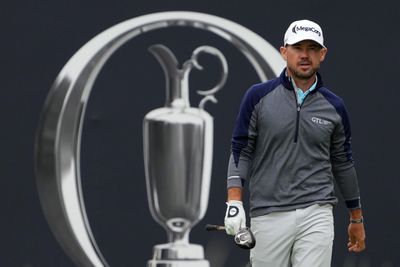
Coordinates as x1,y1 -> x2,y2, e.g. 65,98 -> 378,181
225,85 -> 260,235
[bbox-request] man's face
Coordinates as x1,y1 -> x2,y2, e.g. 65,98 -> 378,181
280,40 -> 327,80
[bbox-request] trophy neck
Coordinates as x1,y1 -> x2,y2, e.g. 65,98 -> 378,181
165,70 -> 190,109
148,44 -> 191,109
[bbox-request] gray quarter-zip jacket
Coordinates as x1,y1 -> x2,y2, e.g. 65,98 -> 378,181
227,69 -> 361,217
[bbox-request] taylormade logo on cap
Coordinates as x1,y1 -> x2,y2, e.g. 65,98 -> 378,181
284,19 -> 325,48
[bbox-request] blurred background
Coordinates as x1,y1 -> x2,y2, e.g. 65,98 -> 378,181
5,0 -> 400,266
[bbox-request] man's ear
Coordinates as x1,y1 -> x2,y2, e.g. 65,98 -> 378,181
280,46 -> 287,61
320,47 -> 328,62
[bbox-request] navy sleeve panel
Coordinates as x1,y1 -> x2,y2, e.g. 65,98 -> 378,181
319,87 -> 361,209
346,198 -> 361,210
318,87 -> 353,162
231,79 -> 281,167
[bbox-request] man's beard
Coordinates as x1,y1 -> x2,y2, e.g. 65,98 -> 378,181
288,64 -> 319,80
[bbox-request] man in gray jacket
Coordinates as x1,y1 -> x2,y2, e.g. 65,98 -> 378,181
224,19 -> 366,266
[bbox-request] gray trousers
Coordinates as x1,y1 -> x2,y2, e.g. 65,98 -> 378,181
250,204 -> 334,267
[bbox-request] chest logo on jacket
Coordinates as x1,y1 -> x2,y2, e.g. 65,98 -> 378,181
311,116 -> 332,125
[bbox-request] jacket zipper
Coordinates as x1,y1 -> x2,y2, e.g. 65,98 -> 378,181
291,75 -> 317,143
294,92 -> 310,143
294,104 -> 300,143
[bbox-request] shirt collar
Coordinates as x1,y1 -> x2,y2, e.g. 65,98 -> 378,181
281,68 -> 324,92
286,71 -> 318,93
286,72 -> 318,105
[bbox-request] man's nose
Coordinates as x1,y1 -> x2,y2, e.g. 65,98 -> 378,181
299,49 -> 309,58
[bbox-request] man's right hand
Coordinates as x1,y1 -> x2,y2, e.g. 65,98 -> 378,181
224,200 -> 246,235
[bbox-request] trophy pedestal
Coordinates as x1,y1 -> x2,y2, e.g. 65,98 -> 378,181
148,243 -> 210,267
148,259 -> 209,267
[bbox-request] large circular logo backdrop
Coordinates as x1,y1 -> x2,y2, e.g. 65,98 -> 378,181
35,11 -> 285,267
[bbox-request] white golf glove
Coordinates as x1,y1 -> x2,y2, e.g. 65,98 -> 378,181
224,200 -> 246,236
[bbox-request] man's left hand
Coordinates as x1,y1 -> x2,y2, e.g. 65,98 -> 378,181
347,222 -> 366,252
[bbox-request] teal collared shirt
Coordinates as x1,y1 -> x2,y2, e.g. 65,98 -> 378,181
290,76 -> 318,105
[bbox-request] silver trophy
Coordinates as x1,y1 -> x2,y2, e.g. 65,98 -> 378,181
143,44 -> 227,267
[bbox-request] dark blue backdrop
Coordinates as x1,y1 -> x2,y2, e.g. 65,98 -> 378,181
5,1 -> 400,266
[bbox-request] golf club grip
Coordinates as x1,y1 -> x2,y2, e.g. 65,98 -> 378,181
205,224 -> 225,231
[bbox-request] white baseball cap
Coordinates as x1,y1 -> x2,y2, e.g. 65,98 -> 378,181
284,19 -> 325,48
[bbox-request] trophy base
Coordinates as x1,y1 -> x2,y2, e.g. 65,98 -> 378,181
148,259 -> 210,267
148,243 -> 209,267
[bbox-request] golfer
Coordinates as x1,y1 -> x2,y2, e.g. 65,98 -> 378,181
224,19 -> 366,266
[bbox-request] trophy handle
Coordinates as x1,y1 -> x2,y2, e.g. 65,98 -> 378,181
191,45 -> 228,102
198,95 -> 217,110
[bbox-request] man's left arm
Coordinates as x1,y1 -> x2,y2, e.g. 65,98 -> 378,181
330,101 -> 366,253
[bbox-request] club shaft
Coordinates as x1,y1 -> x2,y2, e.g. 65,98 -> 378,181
205,224 -> 225,231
